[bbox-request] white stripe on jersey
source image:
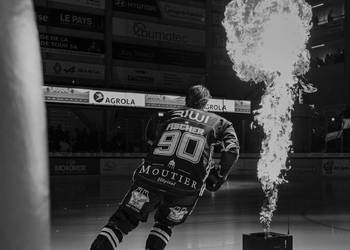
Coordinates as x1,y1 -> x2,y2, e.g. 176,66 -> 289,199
101,227 -> 120,245
99,232 -> 117,250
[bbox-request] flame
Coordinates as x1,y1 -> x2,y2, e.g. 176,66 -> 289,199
223,0 -> 312,230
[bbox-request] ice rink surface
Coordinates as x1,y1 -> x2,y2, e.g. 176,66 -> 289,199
50,174 -> 350,250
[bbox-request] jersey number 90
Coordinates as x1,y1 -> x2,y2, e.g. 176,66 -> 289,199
153,131 -> 206,164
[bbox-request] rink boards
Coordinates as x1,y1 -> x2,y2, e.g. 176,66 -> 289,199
49,153 -> 350,178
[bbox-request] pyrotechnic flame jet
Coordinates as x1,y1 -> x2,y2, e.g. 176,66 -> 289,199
222,0 -> 312,231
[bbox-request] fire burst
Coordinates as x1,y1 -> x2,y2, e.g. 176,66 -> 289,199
223,0 -> 312,230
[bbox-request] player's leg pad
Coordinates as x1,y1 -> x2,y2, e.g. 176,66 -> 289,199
154,193 -> 199,227
109,207 -> 140,234
145,223 -> 172,250
90,225 -> 123,250
110,183 -> 161,234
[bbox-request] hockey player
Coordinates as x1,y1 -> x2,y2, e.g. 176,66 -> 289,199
90,85 -> 240,250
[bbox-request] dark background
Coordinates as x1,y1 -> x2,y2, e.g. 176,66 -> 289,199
34,0 -> 350,154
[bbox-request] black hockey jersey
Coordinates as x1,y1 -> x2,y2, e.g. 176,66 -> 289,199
134,108 -> 239,194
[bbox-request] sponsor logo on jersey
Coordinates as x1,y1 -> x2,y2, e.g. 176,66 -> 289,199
167,207 -> 188,222
157,177 -> 176,187
172,110 -> 210,124
167,159 -> 176,170
126,186 -> 150,212
138,165 -> 197,189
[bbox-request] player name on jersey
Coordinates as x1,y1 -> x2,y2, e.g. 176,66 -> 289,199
166,123 -> 204,136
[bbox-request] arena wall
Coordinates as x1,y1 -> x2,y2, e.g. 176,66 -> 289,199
49,153 -> 350,178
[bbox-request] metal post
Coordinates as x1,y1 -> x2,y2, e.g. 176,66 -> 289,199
0,1 -> 49,249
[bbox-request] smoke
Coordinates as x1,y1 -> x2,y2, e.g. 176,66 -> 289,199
222,0 -> 312,230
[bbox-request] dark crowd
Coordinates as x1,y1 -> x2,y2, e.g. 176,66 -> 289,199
48,125 -> 146,153
48,105 -> 350,154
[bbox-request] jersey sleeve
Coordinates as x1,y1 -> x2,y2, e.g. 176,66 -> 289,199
216,119 -> 240,178
215,118 -> 239,154
144,112 -> 167,146
144,113 -> 160,146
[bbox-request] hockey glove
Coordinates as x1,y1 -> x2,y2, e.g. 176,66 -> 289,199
206,150 -> 239,192
205,166 -> 226,192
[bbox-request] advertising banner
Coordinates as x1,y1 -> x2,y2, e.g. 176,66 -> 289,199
158,2 -> 205,25
322,159 -> 350,177
113,0 -> 160,17
113,66 -> 205,89
205,98 -> 224,112
40,33 -> 104,57
112,17 -> 205,47
89,90 -> 145,107
51,0 -> 105,9
224,100 -> 236,113
205,99 -> 235,113
44,86 -> 90,104
44,60 -> 105,79
113,42 -> 205,68
42,86 -> 250,114
36,8 -> 104,32
112,0 -> 205,25
145,95 -> 243,113
234,100 -> 251,114
50,157 -> 100,175
145,94 -> 185,109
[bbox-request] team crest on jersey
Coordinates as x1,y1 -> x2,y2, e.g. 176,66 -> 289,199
167,160 -> 176,170
167,207 -> 188,222
127,187 -> 150,211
